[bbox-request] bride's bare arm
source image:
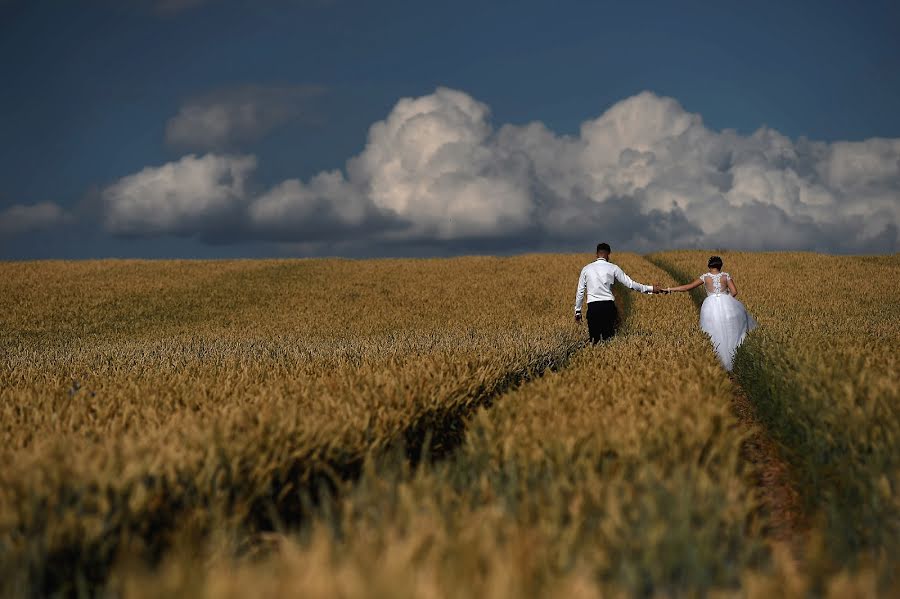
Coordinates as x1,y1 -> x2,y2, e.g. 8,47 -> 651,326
664,279 -> 704,293
727,276 -> 738,297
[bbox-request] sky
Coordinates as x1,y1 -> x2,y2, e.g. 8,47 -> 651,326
1,0 -> 899,259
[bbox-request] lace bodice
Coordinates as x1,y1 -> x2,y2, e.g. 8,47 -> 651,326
700,272 -> 731,296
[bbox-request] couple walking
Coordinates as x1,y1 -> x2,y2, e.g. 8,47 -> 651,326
574,243 -> 757,371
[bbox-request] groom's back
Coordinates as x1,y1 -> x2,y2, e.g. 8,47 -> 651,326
578,259 -> 623,305
581,259 -> 618,288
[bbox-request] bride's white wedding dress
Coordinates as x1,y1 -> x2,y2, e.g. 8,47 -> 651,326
698,272 -> 757,371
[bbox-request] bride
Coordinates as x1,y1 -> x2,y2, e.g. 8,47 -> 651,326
663,256 -> 758,371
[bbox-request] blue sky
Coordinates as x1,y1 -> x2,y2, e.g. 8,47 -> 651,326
2,0 -> 899,258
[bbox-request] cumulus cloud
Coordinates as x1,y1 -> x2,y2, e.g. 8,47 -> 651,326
0,202 -> 72,236
248,170 -> 402,240
346,88 -> 538,240
102,153 -> 256,236
103,88 -> 900,254
165,85 -> 326,150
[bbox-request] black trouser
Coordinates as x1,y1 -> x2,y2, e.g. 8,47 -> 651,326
587,300 -> 618,343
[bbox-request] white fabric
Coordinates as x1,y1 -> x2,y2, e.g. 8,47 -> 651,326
574,258 -> 653,314
698,272 -> 758,371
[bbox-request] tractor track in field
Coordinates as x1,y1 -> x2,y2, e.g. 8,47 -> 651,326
647,256 -> 807,552
729,381 -> 807,549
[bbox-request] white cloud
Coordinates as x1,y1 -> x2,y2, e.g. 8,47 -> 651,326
346,88 -> 534,239
0,202 -> 72,236
165,85 -> 325,150
248,170 -> 384,240
103,88 -> 900,253
103,153 -> 256,235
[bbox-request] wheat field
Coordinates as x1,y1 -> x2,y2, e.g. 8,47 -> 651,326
650,251 -> 900,588
1,252 -> 897,597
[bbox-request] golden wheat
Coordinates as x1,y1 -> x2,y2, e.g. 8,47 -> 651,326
107,255 -> 771,598
0,255 -> 584,595
3,252 -> 896,597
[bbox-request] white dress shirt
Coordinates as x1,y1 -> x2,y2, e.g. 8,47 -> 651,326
574,258 -> 653,314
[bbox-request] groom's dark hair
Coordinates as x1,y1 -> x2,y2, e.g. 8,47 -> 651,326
596,242 -> 611,254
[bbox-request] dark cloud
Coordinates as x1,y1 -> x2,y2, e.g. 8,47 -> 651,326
165,85 -> 326,150
0,202 -> 72,236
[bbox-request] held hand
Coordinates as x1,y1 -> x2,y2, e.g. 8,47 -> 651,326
575,313 -> 582,323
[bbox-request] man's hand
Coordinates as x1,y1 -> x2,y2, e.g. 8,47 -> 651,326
575,312 -> 582,323
651,285 -> 663,294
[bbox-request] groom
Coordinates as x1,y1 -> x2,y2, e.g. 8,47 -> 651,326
574,243 -> 661,343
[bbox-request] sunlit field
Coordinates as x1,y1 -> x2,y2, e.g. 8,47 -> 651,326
1,252 -> 897,597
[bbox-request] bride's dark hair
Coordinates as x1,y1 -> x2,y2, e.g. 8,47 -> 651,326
708,256 -> 723,269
